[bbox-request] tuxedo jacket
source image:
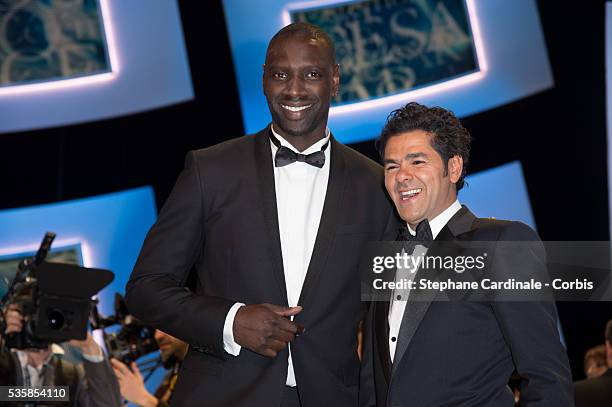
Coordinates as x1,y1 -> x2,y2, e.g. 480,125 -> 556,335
359,206 -> 574,407
574,368 -> 612,407
126,127 -> 398,406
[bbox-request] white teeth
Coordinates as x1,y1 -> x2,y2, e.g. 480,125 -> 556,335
281,104 -> 312,112
400,188 -> 422,198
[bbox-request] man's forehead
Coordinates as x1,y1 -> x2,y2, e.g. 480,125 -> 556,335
387,132 -> 433,149
384,132 -> 436,160
266,34 -> 334,62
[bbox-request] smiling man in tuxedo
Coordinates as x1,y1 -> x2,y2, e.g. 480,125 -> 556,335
359,102 -> 573,406
125,23 -> 397,407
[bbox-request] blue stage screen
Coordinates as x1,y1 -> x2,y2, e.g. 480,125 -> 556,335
461,160 -> 536,230
0,186 -> 157,314
0,0 -> 193,134
223,0 -> 552,144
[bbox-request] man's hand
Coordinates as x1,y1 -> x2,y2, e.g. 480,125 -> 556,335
233,303 -> 304,357
110,359 -> 158,407
69,331 -> 102,357
4,304 -> 23,334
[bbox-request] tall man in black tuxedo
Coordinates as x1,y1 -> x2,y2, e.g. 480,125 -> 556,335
125,23 -> 397,407
359,102 -> 573,406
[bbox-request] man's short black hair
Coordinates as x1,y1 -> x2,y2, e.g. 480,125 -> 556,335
375,102 -> 471,191
266,22 -> 336,64
606,319 -> 612,342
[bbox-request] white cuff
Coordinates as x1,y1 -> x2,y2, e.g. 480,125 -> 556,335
223,302 -> 245,356
82,346 -> 105,363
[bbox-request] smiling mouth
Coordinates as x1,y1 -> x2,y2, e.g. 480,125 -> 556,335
281,104 -> 313,112
399,188 -> 422,201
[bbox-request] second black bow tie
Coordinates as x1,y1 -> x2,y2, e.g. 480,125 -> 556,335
269,131 -> 329,168
398,219 -> 433,243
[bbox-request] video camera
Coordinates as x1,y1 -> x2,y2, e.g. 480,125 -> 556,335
0,232 -> 113,349
90,293 -> 159,365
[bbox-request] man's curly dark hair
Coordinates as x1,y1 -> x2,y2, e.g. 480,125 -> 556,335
375,102 -> 471,191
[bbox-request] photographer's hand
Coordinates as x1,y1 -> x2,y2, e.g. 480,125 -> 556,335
110,359 -> 158,407
4,303 -> 23,334
69,331 -> 102,358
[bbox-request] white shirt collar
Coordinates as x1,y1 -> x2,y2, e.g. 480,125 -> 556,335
15,344 -> 64,369
270,125 -> 331,155
407,199 -> 462,240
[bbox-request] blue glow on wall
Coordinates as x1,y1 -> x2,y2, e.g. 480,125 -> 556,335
0,0 -> 193,134
0,186 -> 157,315
461,160 -> 536,230
223,0 -> 552,144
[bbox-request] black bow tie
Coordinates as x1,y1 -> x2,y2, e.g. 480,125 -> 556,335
398,219 -> 433,243
269,131 -> 329,168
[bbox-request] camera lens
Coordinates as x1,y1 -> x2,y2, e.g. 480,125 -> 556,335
48,310 -> 65,330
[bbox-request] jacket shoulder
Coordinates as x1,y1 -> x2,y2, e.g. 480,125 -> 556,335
471,217 -> 540,241
335,141 -> 383,175
184,130 -> 266,175
192,131 -> 261,161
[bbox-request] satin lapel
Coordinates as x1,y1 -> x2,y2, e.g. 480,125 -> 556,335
390,270 -> 437,376
296,137 -> 347,309
254,128 -> 289,303
375,300 -> 392,382
391,206 -> 476,375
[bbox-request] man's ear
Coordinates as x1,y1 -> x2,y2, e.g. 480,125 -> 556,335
262,64 -> 267,96
448,155 -> 463,184
332,64 -> 340,97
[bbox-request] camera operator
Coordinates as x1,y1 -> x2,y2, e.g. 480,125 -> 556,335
110,329 -> 187,407
0,303 -> 121,406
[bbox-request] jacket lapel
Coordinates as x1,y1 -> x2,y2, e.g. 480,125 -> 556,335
254,128 -> 289,303
391,206 -> 477,375
375,300 -> 393,383
296,136 -> 347,308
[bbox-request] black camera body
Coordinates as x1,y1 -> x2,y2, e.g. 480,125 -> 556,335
91,293 -> 159,364
1,233 -> 114,349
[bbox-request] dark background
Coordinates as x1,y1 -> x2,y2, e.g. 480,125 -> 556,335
1,0 -> 610,380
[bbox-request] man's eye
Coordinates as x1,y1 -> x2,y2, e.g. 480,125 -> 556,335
306,71 -> 321,79
385,165 -> 398,171
412,160 -> 425,165
272,72 -> 287,79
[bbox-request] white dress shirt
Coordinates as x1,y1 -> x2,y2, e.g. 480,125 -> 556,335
388,200 -> 462,361
223,126 -> 331,387
14,344 -> 65,387
14,343 -> 103,387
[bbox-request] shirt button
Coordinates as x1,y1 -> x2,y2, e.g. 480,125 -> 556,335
396,295 -> 402,300
391,337 -> 397,342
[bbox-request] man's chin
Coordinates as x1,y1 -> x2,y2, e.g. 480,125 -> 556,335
273,117 -> 319,138
399,212 -> 425,227
277,125 -> 310,138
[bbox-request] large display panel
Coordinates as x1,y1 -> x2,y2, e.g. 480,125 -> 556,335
0,0 -> 193,133
605,2 -> 612,239
461,160 -> 535,229
224,0 -> 552,143
0,186 -> 156,314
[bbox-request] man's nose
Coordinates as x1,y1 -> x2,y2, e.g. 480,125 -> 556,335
396,163 -> 414,182
285,76 -> 307,99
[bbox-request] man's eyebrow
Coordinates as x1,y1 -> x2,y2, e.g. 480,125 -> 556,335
383,152 -> 428,165
264,64 -> 286,71
405,152 -> 428,159
383,158 -> 398,166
